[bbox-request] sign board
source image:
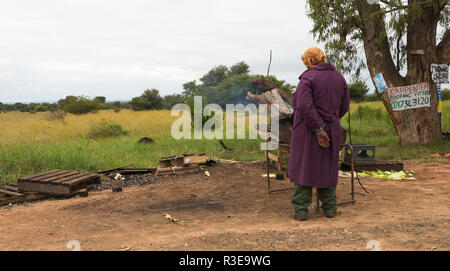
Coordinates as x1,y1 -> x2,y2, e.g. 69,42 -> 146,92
437,84 -> 442,113
431,64 -> 449,84
373,73 -> 387,92
388,82 -> 430,111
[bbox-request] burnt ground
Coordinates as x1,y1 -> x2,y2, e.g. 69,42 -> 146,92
0,161 -> 449,251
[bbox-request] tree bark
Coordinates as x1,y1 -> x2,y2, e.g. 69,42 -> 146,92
359,0 -> 443,144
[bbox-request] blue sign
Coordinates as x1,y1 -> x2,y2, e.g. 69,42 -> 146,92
373,73 -> 387,92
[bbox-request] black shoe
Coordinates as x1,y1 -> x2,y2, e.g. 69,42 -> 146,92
293,212 -> 308,221
325,211 -> 337,218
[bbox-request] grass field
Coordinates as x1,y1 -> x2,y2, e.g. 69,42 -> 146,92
0,101 -> 449,184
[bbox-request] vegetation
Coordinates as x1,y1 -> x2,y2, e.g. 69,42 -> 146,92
0,101 -> 448,185
58,96 -> 102,115
306,0 -> 449,143
181,61 -> 296,107
348,78 -> 370,102
88,121 -> 129,138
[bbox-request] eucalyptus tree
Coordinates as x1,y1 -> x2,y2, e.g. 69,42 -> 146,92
307,0 -> 449,143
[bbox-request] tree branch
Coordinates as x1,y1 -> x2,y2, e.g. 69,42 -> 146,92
358,0 -> 405,86
379,0 -> 408,8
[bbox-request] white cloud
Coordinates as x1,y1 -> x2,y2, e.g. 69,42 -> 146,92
0,0 -> 324,103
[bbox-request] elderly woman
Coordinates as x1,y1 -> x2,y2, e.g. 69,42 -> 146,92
289,47 -> 349,221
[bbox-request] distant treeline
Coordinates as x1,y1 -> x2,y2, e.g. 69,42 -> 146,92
2,61 -> 449,114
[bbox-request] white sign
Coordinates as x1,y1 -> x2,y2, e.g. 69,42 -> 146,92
373,73 -> 387,92
431,64 -> 449,84
388,82 -> 430,111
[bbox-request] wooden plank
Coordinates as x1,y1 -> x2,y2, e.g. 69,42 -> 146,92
51,172 -> 92,184
17,181 -> 71,195
8,182 -> 18,187
0,188 -> 25,197
119,168 -> 155,174
26,170 -> 72,182
0,185 -> 19,192
62,174 -> 100,186
184,154 -> 207,165
0,194 -> 49,206
155,165 -> 200,176
38,171 -> 81,183
17,170 -> 60,181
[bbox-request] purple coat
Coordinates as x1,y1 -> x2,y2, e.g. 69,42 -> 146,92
288,63 -> 349,188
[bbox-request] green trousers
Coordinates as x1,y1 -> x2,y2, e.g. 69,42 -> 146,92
291,184 -> 337,214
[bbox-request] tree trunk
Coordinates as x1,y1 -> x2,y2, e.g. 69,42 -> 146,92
359,1 -> 442,144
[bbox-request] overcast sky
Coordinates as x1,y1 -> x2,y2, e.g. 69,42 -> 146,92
0,0 -> 363,103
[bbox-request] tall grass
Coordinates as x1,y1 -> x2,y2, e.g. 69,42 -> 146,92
0,102 -> 449,184
340,101 -> 450,160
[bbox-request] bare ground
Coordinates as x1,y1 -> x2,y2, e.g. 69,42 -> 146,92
0,161 -> 449,251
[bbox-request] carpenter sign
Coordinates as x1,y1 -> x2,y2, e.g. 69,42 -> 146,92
431,64 -> 449,84
388,82 -> 430,111
373,73 -> 388,92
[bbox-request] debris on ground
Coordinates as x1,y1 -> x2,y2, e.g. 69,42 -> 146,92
163,213 -> 182,224
262,174 -> 276,178
430,153 -> 450,158
205,171 -> 211,177
156,154 -> 213,177
159,154 -> 208,168
0,182 -> 49,206
112,186 -> 123,193
338,170 -> 359,178
357,170 -> 415,180
93,172 -> 157,191
156,165 -> 201,176
114,173 -> 125,181
120,245 -> 131,251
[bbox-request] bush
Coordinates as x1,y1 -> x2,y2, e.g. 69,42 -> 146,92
442,88 -> 450,101
130,89 -> 164,111
58,96 -> 101,115
163,94 -> 185,109
45,109 -> 67,121
88,121 -> 129,138
348,79 -> 370,102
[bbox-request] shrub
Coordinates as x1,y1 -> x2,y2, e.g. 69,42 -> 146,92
45,109 -> 67,121
58,96 -> 101,115
88,121 -> 129,138
130,89 -> 164,111
441,88 -> 450,101
348,79 -> 370,102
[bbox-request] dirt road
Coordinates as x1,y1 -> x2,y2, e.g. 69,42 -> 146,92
0,161 -> 449,251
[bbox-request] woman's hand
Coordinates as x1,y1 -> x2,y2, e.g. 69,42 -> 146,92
317,130 -> 330,148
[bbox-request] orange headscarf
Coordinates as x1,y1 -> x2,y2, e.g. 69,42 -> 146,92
301,47 -> 326,68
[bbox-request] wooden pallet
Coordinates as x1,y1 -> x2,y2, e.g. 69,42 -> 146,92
17,170 -> 100,196
340,159 -> 404,172
0,182 -> 48,206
